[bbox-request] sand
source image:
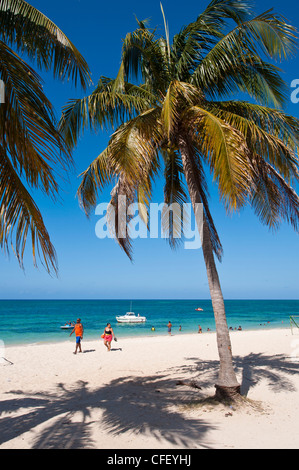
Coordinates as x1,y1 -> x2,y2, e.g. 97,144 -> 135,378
1,327 -> 299,449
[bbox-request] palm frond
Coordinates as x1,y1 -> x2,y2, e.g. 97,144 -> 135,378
0,41 -> 71,195
195,0 -> 252,27
162,146 -> 188,248
107,108 -> 161,182
77,108 -> 162,251
160,3 -> 171,65
107,175 -> 136,261
121,22 -> 169,91
0,146 -> 57,274
178,135 -> 223,260
172,0 -> 252,82
241,9 -> 298,61
161,80 -> 204,138
161,81 -> 180,139
196,54 -> 287,107
192,11 -> 297,105
251,155 -> 299,231
210,100 -> 299,146
0,40 -> 73,272
209,100 -> 299,181
59,77 -> 156,150
0,0 -> 91,88
77,149 -> 114,216
184,105 -> 253,211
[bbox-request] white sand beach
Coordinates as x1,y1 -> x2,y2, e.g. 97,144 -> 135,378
1,328 -> 299,449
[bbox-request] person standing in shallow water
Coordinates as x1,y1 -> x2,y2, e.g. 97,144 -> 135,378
70,318 -> 84,354
167,321 -> 172,335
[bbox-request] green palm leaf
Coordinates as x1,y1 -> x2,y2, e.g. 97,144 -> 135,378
59,77 -> 156,150
192,11 -> 297,105
0,41 -> 70,193
251,156 -> 299,230
107,175 -> 136,261
0,147 -> 57,274
0,0 -> 91,88
208,100 -> 299,181
184,105 -> 252,210
77,149 -> 113,216
162,147 -> 188,247
0,0 -> 89,273
121,21 -> 169,92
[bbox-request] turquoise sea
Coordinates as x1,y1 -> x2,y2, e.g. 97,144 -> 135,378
0,299 -> 298,346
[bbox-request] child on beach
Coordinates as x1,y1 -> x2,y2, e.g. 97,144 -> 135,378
70,318 -> 84,354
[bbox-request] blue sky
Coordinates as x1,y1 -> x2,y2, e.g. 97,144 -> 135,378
0,0 -> 298,299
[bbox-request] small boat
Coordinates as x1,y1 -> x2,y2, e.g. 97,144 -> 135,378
116,312 -> 146,323
195,308 -> 203,311
60,323 -> 75,329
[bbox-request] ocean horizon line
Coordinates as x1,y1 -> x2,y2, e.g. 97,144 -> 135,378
0,298 -> 298,301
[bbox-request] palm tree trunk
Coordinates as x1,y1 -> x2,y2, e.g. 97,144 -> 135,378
179,136 -> 240,400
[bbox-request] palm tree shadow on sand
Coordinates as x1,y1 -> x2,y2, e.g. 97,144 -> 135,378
0,376 -> 214,449
1,352 -> 298,449
180,352 -> 299,397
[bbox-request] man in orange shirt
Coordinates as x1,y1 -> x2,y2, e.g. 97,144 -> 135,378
70,318 -> 84,354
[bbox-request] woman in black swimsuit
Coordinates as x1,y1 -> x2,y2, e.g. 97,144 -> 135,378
102,323 -> 114,351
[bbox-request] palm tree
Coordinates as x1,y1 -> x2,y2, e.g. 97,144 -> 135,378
60,0 -> 299,400
0,0 -> 91,274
